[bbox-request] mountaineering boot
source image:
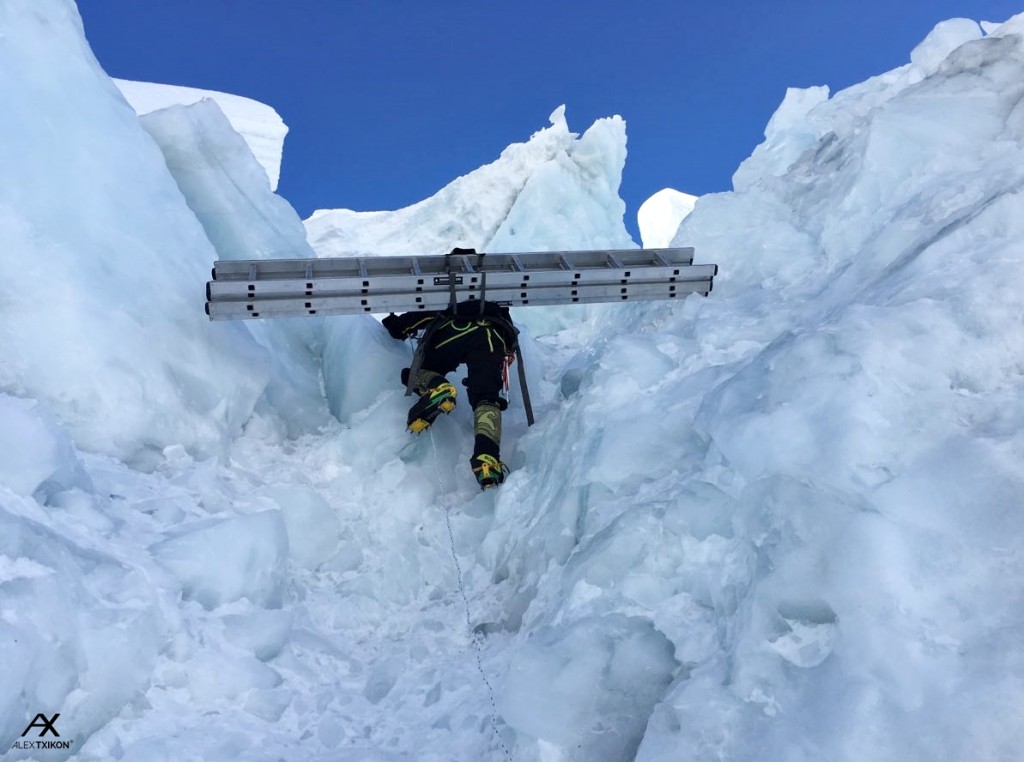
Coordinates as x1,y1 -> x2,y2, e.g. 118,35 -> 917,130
471,454 -> 509,489
407,380 -> 458,434
472,402 -> 502,457
470,401 -> 507,488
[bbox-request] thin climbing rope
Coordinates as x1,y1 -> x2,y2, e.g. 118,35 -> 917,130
429,430 -> 514,761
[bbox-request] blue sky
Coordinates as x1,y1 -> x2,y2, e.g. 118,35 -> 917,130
78,0 -> 1020,243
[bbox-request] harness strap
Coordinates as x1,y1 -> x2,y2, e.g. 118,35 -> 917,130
477,251 -> 487,315
445,249 -> 458,311
408,248 -> 467,396
476,313 -> 534,426
405,317 -> 444,397
433,319 -> 484,350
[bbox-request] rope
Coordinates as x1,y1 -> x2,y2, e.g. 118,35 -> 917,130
429,430 -> 514,761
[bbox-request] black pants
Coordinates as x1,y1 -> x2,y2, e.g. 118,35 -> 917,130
421,321 -> 505,409
400,319 -> 508,459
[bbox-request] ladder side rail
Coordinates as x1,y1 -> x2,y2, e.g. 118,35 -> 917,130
207,279 -> 713,320
211,258 -> 325,282
211,247 -> 697,281
206,282 -> 713,321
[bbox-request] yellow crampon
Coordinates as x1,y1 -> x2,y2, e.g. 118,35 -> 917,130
471,453 -> 509,489
407,382 -> 457,434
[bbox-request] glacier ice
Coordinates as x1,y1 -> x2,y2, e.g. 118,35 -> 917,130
1,2 -> 1023,761
138,96 -> 330,438
637,187 -> 698,248
0,0 -> 272,462
115,78 -> 289,191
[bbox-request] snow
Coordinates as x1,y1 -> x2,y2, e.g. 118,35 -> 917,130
0,394 -> 91,499
501,615 -> 677,760
909,18 -> 984,74
151,510 -> 289,610
2,2 -> 1024,761
115,79 -> 289,191
637,187 -> 698,247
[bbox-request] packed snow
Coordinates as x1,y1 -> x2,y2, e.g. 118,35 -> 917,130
2,2 -> 1023,761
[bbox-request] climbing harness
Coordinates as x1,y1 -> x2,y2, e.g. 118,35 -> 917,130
430,430 -> 514,760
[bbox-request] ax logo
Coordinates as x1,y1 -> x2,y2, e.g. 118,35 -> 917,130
10,712 -> 72,751
21,712 -> 61,738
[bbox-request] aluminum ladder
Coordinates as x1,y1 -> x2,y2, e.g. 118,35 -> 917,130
205,247 -> 717,320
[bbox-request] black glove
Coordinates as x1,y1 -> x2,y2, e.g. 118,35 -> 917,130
382,313 -> 406,340
450,247 -> 476,256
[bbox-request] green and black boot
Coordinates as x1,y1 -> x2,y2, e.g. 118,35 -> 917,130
407,371 -> 458,434
470,402 -> 509,488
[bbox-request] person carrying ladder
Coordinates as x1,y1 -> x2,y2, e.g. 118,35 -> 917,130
383,298 -> 518,489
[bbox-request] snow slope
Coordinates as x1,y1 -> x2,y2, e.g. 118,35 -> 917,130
2,2 -> 1023,761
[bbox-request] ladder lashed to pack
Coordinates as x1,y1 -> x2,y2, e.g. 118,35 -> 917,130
205,248 -> 717,320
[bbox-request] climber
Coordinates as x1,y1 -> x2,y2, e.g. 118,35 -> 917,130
383,299 -> 518,489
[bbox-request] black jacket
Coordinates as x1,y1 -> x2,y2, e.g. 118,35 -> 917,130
383,301 -> 517,347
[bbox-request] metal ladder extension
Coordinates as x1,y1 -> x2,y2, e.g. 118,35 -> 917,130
205,247 -> 717,320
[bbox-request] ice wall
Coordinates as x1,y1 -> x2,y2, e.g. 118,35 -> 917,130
116,79 -> 288,191
0,0 -> 274,462
501,15 -> 1024,761
137,98 -> 330,437
0,2 -> 334,755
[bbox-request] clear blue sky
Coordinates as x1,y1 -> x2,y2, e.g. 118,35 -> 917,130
78,0 -> 1020,243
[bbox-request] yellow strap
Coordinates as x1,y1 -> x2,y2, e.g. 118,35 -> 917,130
433,322 -> 475,349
